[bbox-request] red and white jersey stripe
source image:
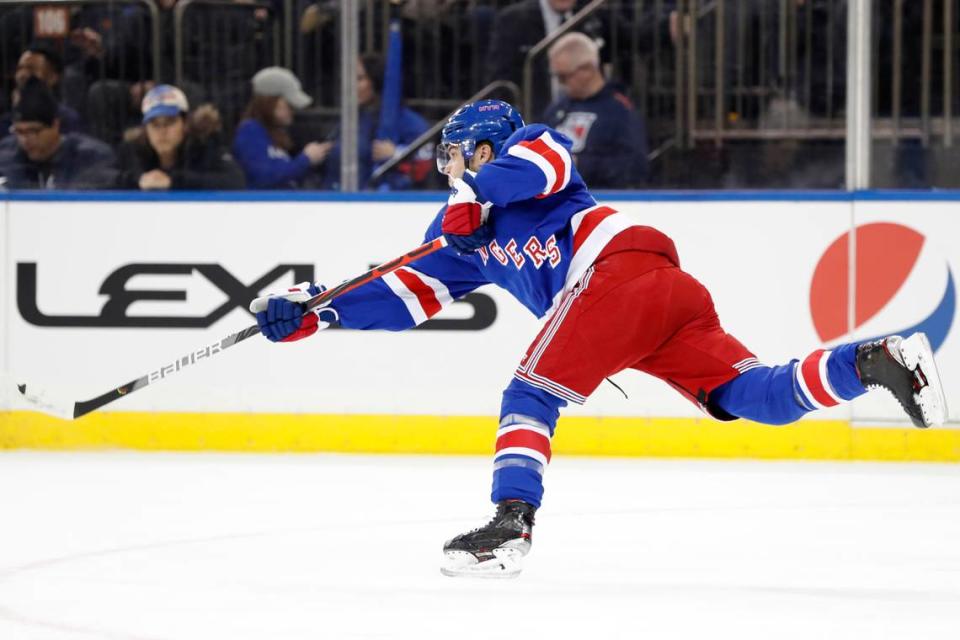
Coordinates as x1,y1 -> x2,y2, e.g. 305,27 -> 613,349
795,349 -> 843,409
382,266 -> 453,326
539,204 -> 640,316
494,417 -> 553,469
507,131 -> 573,198
565,205 -> 639,291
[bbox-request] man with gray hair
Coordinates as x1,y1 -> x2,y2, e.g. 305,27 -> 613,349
543,31 -> 649,188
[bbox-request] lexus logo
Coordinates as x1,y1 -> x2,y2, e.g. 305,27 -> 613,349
17,262 -> 496,331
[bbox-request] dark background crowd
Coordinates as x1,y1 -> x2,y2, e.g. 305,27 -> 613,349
0,0 -> 955,192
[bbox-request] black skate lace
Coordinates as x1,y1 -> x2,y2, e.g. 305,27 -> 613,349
467,504 -> 527,534
464,510 -> 503,534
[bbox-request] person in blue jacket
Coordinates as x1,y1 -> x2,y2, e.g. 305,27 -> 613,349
232,67 -> 330,189
543,32 -> 649,188
318,54 -> 432,191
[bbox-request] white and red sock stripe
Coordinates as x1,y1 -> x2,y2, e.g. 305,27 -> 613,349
795,349 -> 844,409
382,267 -> 453,326
507,131 -> 572,197
494,417 -> 553,471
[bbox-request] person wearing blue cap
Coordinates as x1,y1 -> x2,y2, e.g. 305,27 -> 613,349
115,84 -> 245,191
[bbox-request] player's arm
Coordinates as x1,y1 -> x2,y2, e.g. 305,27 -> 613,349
251,210 -> 490,340
331,219 -> 489,331
469,125 -> 575,207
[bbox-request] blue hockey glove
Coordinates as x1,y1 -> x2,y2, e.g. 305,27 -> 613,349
445,223 -> 494,254
442,175 -> 493,254
248,282 -> 339,342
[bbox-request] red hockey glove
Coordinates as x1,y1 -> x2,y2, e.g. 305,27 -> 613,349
441,175 -> 493,253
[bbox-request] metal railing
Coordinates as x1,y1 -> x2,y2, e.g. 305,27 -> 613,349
671,0 -> 960,154
4,0 -> 960,188
674,0 -> 848,147
521,0 -> 607,120
0,0 -> 160,103
0,0 -> 160,77
0,0 -> 160,146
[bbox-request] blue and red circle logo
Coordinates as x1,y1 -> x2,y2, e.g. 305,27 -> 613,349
810,222 -> 955,351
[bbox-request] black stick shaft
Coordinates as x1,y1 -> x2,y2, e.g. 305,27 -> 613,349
66,238 -> 447,419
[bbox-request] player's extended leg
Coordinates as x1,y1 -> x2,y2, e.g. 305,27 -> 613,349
710,334 -> 947,428
709,343 -> 864,425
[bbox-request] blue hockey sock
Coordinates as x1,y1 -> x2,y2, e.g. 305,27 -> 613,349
491,379 -> 565,508
711,363 -> 810,425
711,343 -> 867,425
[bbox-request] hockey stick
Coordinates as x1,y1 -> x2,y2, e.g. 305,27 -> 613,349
15,237 -> 448,420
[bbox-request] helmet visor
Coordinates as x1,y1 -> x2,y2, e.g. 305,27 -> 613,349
435,142 -> 458,173
435,139 -> 477,173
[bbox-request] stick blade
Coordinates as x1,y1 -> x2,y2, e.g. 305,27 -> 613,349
15,381 -> 76,420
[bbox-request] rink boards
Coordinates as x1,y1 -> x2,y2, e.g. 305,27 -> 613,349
0,192 -> 958,461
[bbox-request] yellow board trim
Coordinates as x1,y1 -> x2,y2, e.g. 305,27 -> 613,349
1,411 -> 958,461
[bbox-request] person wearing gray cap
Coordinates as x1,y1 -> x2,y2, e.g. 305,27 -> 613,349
232,67 -> 330,189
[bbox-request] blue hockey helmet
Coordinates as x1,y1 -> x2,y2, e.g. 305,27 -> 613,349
436,99 -> 525,172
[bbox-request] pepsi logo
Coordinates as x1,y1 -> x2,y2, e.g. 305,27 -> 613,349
810,222 -> 955,351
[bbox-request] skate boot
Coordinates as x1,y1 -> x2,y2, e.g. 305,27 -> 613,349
441,500 -> 536,579
857,332 -> 947,428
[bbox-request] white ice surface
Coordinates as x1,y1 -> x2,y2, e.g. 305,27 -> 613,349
0,452 -> 959,640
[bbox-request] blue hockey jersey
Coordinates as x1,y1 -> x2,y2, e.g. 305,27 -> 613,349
330,124 -> 678,330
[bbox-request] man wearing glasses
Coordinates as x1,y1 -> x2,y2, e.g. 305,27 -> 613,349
543,32 -> 649,188
0,77 -> 114,190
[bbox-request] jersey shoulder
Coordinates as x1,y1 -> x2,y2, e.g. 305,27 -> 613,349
502,124 -> 574,155
494,124 -> 584,199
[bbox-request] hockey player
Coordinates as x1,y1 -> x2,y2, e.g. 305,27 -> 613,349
250,99 -> 948,578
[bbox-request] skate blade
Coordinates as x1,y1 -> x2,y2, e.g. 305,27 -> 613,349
440,548 -> 524,579
905,333 -> 948,428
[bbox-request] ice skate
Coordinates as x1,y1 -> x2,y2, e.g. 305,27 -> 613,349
857,332 -> 948,428
441,500 -> 535,578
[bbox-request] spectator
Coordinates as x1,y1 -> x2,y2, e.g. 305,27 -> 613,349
0,77 -> 114,190
81,0 -> 189,146
0,44 -> 83,139
542,32 -> 648,188
232,67 -> 330,189
115,85 -> 245,191
317,53 -> 431,191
